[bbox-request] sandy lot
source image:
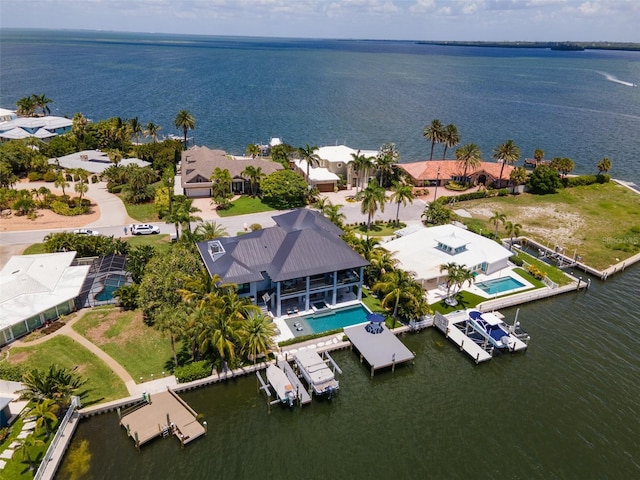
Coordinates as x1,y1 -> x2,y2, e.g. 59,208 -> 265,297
0,204 -> 100,232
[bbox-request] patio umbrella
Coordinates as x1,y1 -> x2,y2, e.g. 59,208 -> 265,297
366,313 -> 385,323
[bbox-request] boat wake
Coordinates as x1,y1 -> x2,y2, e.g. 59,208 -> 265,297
596,71 -> 638,87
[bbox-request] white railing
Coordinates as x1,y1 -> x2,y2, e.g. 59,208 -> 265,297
34,396 -> 81,480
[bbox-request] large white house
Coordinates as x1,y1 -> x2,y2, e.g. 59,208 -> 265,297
0,252 -> 90,347
383,224 -> 514,289
0,110 -> 72,141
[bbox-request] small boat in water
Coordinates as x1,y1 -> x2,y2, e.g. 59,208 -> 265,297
468,310 -> 516,350
294,350 -> 339,398
265,364 -> 296,407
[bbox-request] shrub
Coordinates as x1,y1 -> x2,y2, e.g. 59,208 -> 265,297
50,200 -> 87,216
27,171 -> 43,181
527,264 -> 545,280
441,190 -> 489,204
0,360 -> 26,381
42,170 -> 57,182
249,223 -> 262,231
174,360 -> 212,383
510,255 -> 524,267
497,188 -> 509,196
107,183 -> 124,193
91,175 -> 99,184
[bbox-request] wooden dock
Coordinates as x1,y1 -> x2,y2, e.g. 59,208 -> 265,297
119,389 -> 206,448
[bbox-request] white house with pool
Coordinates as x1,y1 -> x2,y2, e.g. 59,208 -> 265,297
383,224 -> 531,301
196,209 -> 370,339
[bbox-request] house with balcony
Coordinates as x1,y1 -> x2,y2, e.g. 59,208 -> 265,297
196,209 -> 369,317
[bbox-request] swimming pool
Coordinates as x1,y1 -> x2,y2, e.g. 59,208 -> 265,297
475,276 -> 525,295
95,274 -> 128,302
288,304 -> 370,336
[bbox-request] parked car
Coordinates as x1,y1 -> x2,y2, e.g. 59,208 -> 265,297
73,228 -> 101,236
131,224 -> 160,235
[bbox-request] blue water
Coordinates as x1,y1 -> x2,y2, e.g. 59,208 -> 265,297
476,276 -> 525,294
95,274 -> 127,301
1,29 -> 639,185
306,304 -> 370,333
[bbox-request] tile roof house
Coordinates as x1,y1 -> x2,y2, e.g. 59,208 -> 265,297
196,209 -> 369,317
181,146 -> 283,198
396,159 -> 515,189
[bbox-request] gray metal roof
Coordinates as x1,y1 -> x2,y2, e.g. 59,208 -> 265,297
344,323 -> 415,369
196,209 -> 368,284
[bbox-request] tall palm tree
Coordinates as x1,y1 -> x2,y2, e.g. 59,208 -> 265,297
489,210 -> 507,239
377,143 -> 399,188
145,122 -> 162,142
166,197 -> 202,239
241,165 -> 264,197
297,144 -> 320,184
442,123 -> 460,159
72,112 -> 88,140
54,171 -> 70,200
597,157 -> 612,174
32,93 -> 53,116
240,312 -> 277,364
357,179 -> 386,230
439,262 -> 474,306
455,143 -> 482,184
373,269 -> 418,328
389,180 -> 414,226
533,148 -> 545,166
245,143 -> 261,159
504,221 -> 522,249
350,150 -> 375,193
128,117 -> 143,144
423,119 -> 444,160
16,96 -> 37,116
493,139 -> 521,188
174,110 -> 195,149
156,305 -> 188,368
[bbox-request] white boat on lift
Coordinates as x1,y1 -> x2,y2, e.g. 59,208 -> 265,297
294,350 -> 339,398
265,364 -> 296,407
467,310 -> 516,350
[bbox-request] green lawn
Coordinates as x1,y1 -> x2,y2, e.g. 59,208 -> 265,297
429,290 -> 488,313
125,233 -> 173,254
216,196 -> 275,217
7,336 -> 128,406
72,307 -> 177,382
21,243 -> 48,255
351,222 -> 406,237
0,413 -> 55,480
116,194 -> 159,222
457,183 -> 640,270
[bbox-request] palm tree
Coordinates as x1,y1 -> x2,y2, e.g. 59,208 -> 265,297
241,165 -> 264,197
489,210 -> 506,239
423,119 -> 444,160
442,123 -> 460,159
510,167 -> 528,189
195,221 -> 228,240
297,144 -> 320,184
20,365 -> 86,407
597,157 -> 612,174
439,262 -> 474,306
15,434 -> 45,472
373,269 -> 418,328
30,398 -> 59,438
129,117 -> 143,144
54,171 -> 70,200
350,150 -> 375,193
166,197 -> 202,240
455,143 -> 482,185
106,149 -> 123,166
533,148 -> 545,166
174,110 -> 195,149
145,122 -> 162,142
32,93 -> 53,116
245,144 -> 261,159
389,180 -> 414,226
357,179 -> 386,230
493,139 -> 521,188
240,312 -> 277,364
16,96 -> 37,116
72,112 -> 88,140
377,143 -> 399,188
156,305 -> 188,368
504,221 -> 522,249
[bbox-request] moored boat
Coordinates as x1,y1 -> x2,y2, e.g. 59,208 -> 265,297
265,364 -> 296,407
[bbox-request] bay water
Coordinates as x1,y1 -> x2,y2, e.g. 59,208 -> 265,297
0,30 -> 639,479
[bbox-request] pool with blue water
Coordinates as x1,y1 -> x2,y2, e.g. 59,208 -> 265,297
476,276 -> 525,295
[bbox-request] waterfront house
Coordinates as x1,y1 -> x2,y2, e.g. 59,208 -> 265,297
0,252 -> 90,347
383,224 -> 513,290
49,150 -> 150,174
395,159 -> 515,190
293,145 -> 379,192
0,111 -> 72,142
181,146 -> 283,198
196,209 -> 369,317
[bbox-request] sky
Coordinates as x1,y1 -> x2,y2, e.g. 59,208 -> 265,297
1,0 -> 639,42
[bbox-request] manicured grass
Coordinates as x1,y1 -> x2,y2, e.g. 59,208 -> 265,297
457,183 -> 640,270
350,222 -> 406,237
125,233 -> 173,254
116,194 -> 159,222
429,290 -> 487,313
513,253 -> 573,286
7,336 -> 128,406
72,307 -> 177,382
0,414 -> 55,480
216,196 -> 275,217
21,243 -> 48,255
361,288 -> 386,314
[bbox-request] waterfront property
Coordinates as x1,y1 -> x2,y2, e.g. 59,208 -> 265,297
293,349 -> 341,397
180,145 -> 283,197
395,159 -> 515,190
277,302 -> 371,341
48,149 -> 150,174
0,252 -> 89,347
384,224 -> 514,291
119,389 -> 206,448
0,109 -> 72,141
344,322 -> 415,376
196,209 -> 369,317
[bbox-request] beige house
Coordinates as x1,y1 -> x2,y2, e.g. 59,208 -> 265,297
181,146 -> 283,198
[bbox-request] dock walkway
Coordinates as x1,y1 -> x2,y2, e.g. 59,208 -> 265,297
119,389 -> 205,448
277,359 -> 312,405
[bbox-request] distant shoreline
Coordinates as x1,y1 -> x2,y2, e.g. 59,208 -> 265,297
416,40 -> 640,52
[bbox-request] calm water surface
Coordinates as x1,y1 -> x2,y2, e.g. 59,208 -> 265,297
0,30 -> 638,479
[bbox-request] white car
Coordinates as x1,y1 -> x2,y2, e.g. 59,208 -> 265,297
73,228 -> 101,236
131,224 -> 160,235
